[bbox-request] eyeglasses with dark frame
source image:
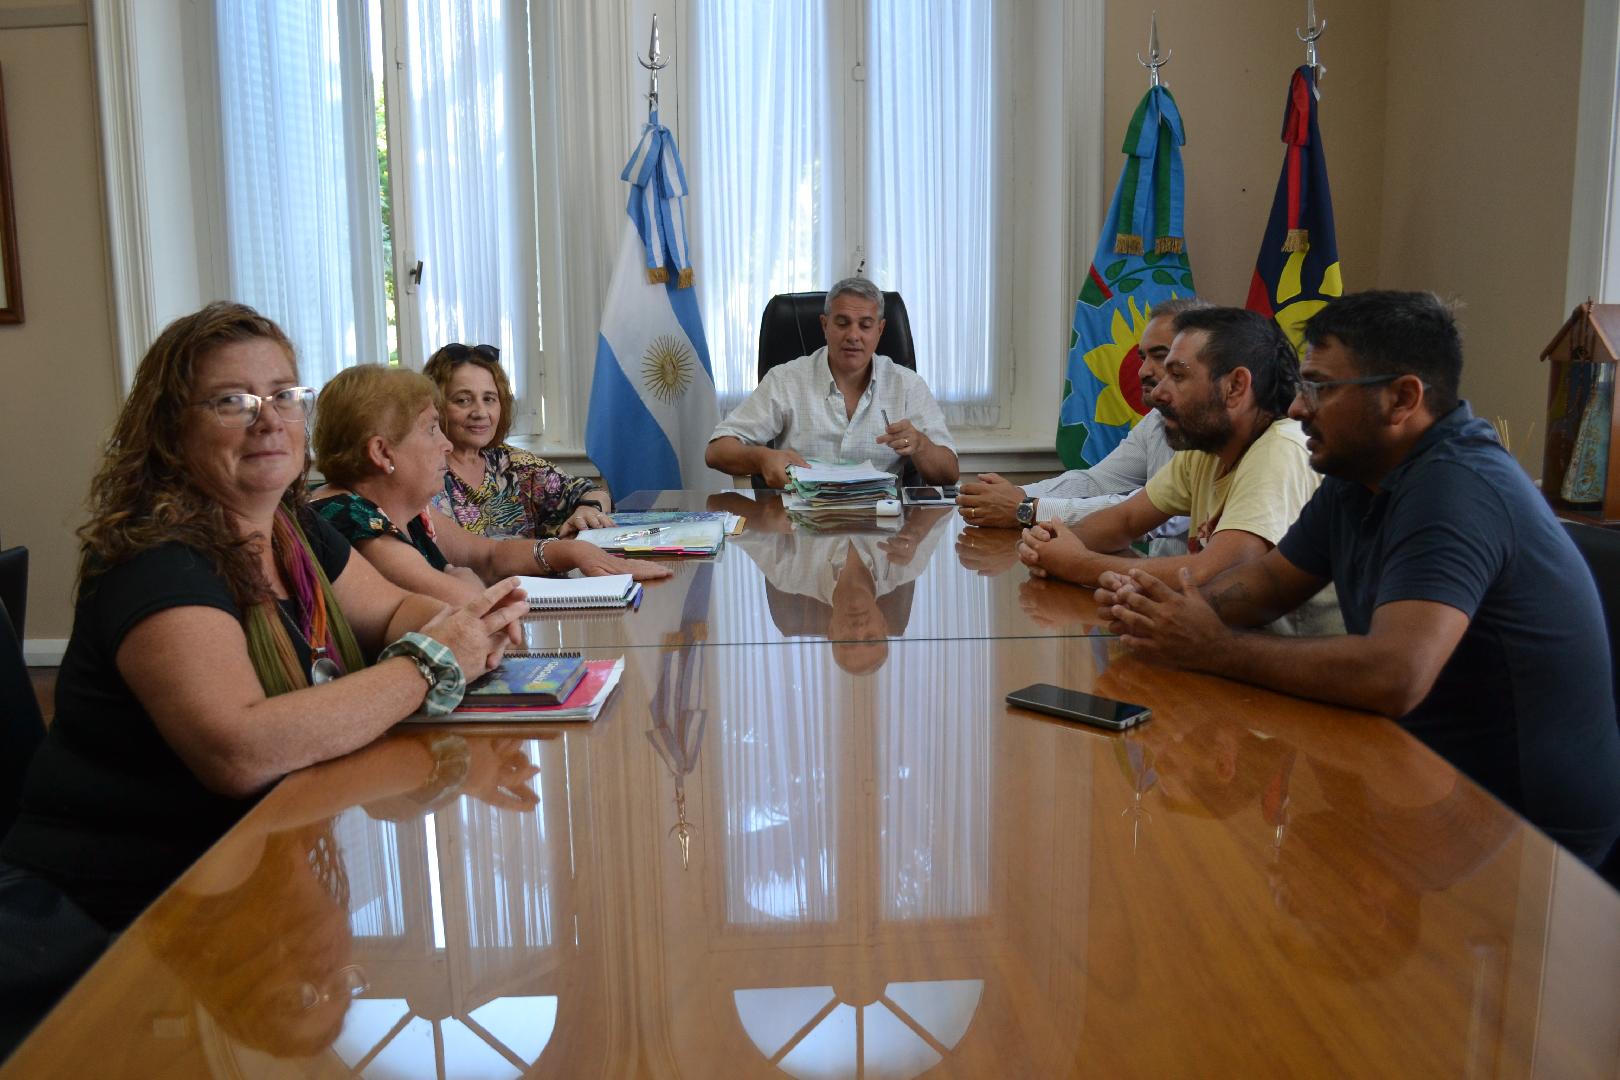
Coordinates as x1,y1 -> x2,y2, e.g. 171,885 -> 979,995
191,386 -> 316,428
1295,373 -> 1402,409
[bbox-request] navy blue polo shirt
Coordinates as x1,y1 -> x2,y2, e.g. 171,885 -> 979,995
1278,403 -> 1620,865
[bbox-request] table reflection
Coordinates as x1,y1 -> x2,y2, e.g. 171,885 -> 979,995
11,635 -> 1620,1078
511,490 -> 1103,652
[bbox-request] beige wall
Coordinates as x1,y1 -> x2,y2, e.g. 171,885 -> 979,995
1376,0 -> 1583,468
0,3 -> 119,644
1104,0 -> 1391,308
1104,0 -> 1580,470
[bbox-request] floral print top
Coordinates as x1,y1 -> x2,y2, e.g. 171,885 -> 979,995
430,445 -> 600,539
312,492 -> 449,570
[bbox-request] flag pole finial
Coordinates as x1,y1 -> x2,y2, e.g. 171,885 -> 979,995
638,14 -> 669,118
1297,1 -> 1327,84
1137,11 -> 1171,89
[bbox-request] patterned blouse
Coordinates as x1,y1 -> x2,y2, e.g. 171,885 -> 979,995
430,445 -> 601,539
312,492 -> 449,570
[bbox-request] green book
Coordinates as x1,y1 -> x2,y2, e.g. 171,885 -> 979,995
465,652 -> 586,706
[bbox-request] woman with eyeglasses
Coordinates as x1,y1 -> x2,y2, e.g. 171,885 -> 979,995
309,364 -> 671,609
423,342 -> 614,539
1,303 -> 531,934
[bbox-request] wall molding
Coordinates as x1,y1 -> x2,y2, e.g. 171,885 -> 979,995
23,639 -> 68,666
89,0 -> 155,390
1566,0 -> 1620,309
0,3 -> 86,30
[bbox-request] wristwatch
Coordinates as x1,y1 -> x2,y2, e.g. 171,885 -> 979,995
380,632 -> 467,717
1015,497 -> 1038,527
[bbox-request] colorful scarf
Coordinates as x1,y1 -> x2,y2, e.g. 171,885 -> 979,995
243,507 -> 366,697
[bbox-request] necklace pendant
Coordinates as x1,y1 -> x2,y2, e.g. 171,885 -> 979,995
310,647 -> 340,685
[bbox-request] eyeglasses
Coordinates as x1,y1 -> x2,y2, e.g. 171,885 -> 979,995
441,343 -> 500,363
192,386 -> 316,428
1295,373 -> 1402,409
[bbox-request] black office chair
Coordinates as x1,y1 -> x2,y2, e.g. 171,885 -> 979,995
1562,521 -> 1620,713
0,546 -> 26,642
753,290 -> 919,490
1561,519 -> 1620,887
756,290 -> 917,382
1,604 -> 44,840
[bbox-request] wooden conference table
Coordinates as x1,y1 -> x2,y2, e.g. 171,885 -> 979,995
5,492 -> 1619,1078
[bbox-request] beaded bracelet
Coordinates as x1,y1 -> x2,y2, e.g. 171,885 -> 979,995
533,536 -> 560,574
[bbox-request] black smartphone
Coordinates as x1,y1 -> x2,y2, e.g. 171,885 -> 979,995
903,485 -> 959,504
1005,684 -> 1151,731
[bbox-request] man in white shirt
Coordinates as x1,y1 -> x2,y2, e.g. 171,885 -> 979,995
956,297 -> 1208,553
706,277 -> 959,487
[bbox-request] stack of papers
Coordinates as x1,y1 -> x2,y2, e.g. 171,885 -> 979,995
784,460 -> 898,526
607,509 -> 746,535
574,518 -> 728,556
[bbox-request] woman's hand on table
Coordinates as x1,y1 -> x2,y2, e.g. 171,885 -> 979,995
420,577 -> 530,678
558,502 -> 615,537
545,538 -> 675,581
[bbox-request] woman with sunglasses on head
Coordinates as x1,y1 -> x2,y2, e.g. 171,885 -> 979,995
0,303 -> 530,935
423,343 -> 614,539
310,364 -> 671,610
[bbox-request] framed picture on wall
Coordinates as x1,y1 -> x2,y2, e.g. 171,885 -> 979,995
0,62 -> 22,324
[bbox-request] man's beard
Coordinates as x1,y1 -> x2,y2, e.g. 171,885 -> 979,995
1158,391 -> 1232,453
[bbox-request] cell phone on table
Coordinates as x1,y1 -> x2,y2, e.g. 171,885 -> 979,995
902,485 -> 959,505
1005,683 -> 1151,731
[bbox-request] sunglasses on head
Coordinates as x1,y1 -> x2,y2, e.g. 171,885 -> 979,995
442,343 -> 500,363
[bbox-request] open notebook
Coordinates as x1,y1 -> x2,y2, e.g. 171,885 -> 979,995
516,574 -> 641,610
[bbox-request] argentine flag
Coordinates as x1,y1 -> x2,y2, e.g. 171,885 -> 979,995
585,110 -> 722,498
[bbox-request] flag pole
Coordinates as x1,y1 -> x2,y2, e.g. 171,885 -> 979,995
1137,11 -> 1171,89
638,14 -> 668,119
1296,1 -> 1327,86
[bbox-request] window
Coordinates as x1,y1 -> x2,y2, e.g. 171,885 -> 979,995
215,0 -> 539,424
102,0 -> 1099,456
692,0 -> 1003,428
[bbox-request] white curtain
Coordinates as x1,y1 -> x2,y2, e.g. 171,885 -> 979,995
217,0 -> 387,387
692,0 -> 1000,425
867,0 -> 1000,429
403,0 -> 538,395
693,0 -> 831,412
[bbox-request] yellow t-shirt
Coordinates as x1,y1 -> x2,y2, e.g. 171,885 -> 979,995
1144,418 -> 1319,550
1144,418 -> 1341,635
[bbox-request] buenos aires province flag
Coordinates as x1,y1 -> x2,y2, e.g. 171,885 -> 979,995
585,111 -> 722,498
1058,85 -> 1195,469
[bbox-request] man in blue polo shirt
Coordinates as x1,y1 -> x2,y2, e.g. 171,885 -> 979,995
1096,290 -> 1620,867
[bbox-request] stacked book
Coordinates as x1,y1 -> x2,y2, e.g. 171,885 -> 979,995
405,652 -> 626,723
783,461 -> 899,528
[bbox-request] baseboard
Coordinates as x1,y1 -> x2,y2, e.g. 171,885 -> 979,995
23,639 -> 68,667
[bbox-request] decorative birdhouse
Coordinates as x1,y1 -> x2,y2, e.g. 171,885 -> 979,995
1541,301 -> 1620,524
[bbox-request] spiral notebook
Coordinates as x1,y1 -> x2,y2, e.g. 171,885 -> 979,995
516,574 -> 641,610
